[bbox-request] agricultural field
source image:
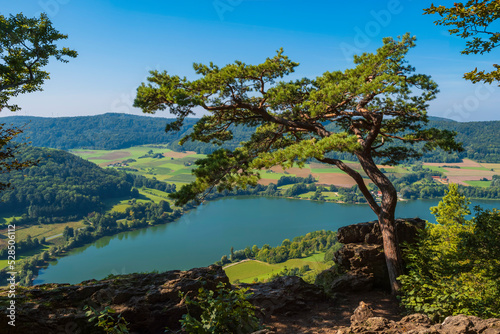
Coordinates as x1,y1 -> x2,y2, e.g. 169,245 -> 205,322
423,159 -> 500,186
223,253 -> 330,283
72,146 -> 500,190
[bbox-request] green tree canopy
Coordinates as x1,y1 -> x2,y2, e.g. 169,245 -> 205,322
424,1 -> 500,84
134,33 -> 461,293
0,12 -> 77,111
0,12 -> 77,192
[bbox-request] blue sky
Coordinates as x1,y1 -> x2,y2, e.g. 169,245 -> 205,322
1,0 -> 499,121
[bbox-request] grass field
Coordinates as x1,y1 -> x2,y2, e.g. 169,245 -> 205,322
223,253 -> 329,283
0,244 -> 51,270
0,220 -> 86,249
464,180 -> 492,187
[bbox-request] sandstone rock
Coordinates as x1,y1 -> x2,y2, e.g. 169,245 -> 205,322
350,301 -> 374,325
0,265 -> 229,334
338,310 -> 500,334
241,276 -> 327,320
337,218 -> 426,245
322,218 -> 426,293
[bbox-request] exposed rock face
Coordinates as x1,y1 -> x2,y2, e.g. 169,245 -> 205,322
0,265 -> 229,334
0,266 -> 329,334
336,218 -> 426,245
337,302 -> 500,333
241,276 -> 328,319
317,218 -> 426,293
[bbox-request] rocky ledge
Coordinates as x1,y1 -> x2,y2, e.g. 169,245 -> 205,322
337,301 -> 500,334
0,265 -> 329,334
316,218 -> 426,294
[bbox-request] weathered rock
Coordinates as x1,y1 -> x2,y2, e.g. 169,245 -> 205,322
350,301 -> 375,325
337,218 -> 426,245
337,310 -> 500,334
241,276 -> 328,320
0,265 -> 229,334
322,218 -> 426,293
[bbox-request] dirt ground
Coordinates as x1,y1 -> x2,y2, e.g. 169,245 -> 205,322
263,290 -> 402,333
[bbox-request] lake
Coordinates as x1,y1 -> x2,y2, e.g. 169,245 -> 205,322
33,197 -> 499,285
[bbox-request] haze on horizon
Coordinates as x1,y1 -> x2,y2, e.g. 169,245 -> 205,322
1,0 -> 499,122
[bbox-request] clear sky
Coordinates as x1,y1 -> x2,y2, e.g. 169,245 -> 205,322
1,0 -> 499,122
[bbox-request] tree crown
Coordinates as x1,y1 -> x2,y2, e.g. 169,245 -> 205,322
424,1 -> 500,84
135,34 -> 461,206
0,12 -> 78,111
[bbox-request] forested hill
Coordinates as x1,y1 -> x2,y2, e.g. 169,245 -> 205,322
0,146 -> 138,226
1,113 -> 253,153
2,113 -> 500,162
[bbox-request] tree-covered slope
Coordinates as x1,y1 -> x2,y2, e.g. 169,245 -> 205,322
1,113 -> 254,153
0,146 -> 136,225
1,113 -> 499,161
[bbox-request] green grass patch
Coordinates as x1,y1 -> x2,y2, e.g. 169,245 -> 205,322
298,191 -> 315,199
322,191 -> 341,200
424,166 -> 448,173
167,174 -> 197,183
224,252 -> 329,283
464,180 -> 492,187
311,168 -> 343,173
461,167 -> 492,171
257,171 -> 290,180
0,221 -> 86,247
0,244 -> 51,270
137,189 -> 166,203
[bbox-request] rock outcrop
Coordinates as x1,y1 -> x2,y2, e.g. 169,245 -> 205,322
0,265 -> 229,334
0,265 -> 330,334
337,301 -> 500,334
317,218 -> 425,294
241,275 -> 328,319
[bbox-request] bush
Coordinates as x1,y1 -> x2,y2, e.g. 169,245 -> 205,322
399,185 -> 500,321
179,282 -> 261,333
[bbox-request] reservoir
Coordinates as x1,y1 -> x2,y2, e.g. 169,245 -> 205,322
33,197 -> 499,285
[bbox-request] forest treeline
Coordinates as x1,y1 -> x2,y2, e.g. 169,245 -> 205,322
3,113 -> 500,162
0,146 -> 176,228
216,230 -> 341,266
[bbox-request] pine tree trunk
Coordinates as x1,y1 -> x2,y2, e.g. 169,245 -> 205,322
357,154 -> 404,294
378,205 -> 403,293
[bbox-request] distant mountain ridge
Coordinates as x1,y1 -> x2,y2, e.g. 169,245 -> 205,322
2,112 -> 499,162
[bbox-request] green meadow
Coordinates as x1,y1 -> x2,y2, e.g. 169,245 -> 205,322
223,253 -> 330,283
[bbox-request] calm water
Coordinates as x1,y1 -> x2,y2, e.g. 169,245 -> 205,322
33,197 -> 499,285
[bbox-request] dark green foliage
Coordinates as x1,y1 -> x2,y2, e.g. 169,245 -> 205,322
0,146 -> 135,226
276,174 -> 316,186
399,194 -> 500,320
4,113 -> 254,153
84,305 -> 130,334
217,230 -> 339,265
0,13 -> 77,112
179,282 -> 261,334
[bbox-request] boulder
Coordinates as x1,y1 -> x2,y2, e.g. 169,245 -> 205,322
336,309 -> 500,334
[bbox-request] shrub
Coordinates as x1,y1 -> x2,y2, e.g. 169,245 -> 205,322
399,185 -> 500,321
179,282 -> 261,333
